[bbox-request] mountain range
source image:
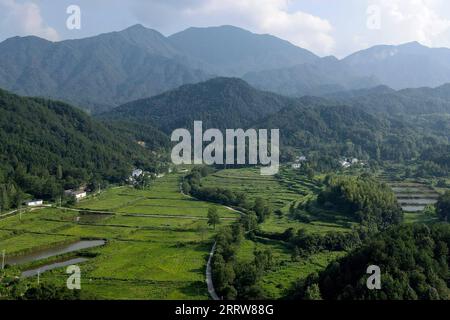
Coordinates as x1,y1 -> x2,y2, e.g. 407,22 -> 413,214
2,24 -> 450,113
102,77 -> 450,164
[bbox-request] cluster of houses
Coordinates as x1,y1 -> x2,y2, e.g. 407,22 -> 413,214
291,156 -> 307,169
25,189 -> 87,207
129,167 -> 175,184
339,157 -> 366,168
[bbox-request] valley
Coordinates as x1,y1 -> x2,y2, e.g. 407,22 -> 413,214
0,173 -> 238,299
0,18 -> 450,302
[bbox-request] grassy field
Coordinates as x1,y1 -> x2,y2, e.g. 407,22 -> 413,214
201,167 -> 352,298
2,165 -> 440,300
0,173 -> 239,299
202,167 -> 352,234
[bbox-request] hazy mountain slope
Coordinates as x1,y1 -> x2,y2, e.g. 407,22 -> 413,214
169,25 -> 319,76
332,83 -> 450,115
243,56 -> 380,97
0,25 -> 210,113
0,88 -> 160,200
101,77 -> 296,132
343,42 -> 450,89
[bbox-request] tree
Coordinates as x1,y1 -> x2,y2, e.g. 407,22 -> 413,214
304,284 -> 323,300
57,165 -> 63,180
0,185 -> 10,212
196,224 -> 208,241
207,207 -> 221,230
181,181 -> 191,194
253,198 -> 272,223
436,191 -> 450,222
241,212 -> 258,232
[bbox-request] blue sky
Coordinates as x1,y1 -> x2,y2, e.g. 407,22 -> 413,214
1,0 -> 450,57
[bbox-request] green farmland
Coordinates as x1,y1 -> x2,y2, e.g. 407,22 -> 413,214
0,173 -> 238,299
201,167 -> 352,298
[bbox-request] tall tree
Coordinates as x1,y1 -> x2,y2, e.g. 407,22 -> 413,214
207,207 -> 221,230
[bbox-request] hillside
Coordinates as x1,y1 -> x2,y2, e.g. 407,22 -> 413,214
257,103 -> 446,162
343,42 -> 450,90
101,77 -> 296,132
102,77 -> 450,164
326,83 -> 450,117
243,56 -> 380,97
296,224 -> 450,300
0,89 -> 160,206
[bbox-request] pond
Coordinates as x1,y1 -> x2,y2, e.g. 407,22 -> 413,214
5,239 -> 106,266
21,257 -> 89,278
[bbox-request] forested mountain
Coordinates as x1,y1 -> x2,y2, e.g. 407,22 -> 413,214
101,77 -> 296,132
257,103 -> 447,162
0,89 -> 160,208
296,223 -> 450,300
243,56 -> 380,97
168,25 -> 319,76
0,25 -> 210,113
3,24 -> 450,113
343,42 -> 450,89
332,83 -> 450,115
103,77 -> 448,165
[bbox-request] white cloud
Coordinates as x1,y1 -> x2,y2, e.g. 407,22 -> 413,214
132,0 -> 335,55
350,0 -> 450,53
0,0 -> 59,41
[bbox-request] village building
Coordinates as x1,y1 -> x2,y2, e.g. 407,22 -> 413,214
65,190 -> 87,200
26,200 -> 43,207
131,169 -> 143,178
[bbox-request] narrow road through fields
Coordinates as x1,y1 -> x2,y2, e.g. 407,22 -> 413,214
206,242 -> 220,300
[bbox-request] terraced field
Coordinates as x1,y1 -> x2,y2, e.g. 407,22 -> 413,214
0,173 -> 238,299
201,167 -> 351,298
386,181 -> 439,224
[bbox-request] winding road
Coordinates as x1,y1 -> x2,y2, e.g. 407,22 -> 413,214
206,242 -> 220,300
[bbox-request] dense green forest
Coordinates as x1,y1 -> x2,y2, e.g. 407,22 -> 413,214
317,175 -> 403,230
103,78 -> 450,174
0,89 -> 160,210
296,223 -> 450,300
101,77 -> 295,132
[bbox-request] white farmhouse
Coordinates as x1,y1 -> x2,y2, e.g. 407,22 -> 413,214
292,163 -> 301,169
340,160 -> 351,168
73,191 -> 87,200
65,190 -> 87,200
26,200 -> 43,207
131,169 -> 143,178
